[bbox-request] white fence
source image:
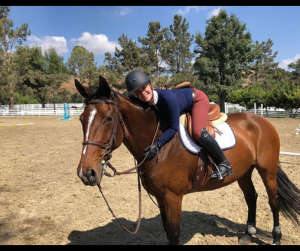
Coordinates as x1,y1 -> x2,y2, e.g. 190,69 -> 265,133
0,103 -> 84,116
1,102 -> 246,116
0,103 -> 85,109
0,102 -> 298,118
225,103 -> 247,113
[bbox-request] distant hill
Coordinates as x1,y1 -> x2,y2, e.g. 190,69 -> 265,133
60,77 -> 77,94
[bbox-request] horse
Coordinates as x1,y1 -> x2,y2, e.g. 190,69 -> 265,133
74,75 -> 300,245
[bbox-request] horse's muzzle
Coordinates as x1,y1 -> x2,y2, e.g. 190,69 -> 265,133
77,160 -> 106,186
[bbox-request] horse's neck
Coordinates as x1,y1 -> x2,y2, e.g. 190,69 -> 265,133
119,96 -> 159,159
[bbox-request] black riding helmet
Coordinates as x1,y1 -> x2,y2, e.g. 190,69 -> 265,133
125,70 -> 151,94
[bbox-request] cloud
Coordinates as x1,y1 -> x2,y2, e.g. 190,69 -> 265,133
278,54 -> 300,70
70,32 -> 121,56
208,8 -> 222,18
176,6 -> 207,15
113,6 -> 132,16
27,35 -> 68,54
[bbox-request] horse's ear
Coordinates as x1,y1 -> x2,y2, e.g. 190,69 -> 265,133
75,79 -> 90,98
98,75 -> 112,98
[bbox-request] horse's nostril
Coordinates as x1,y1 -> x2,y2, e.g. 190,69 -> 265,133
87,168 -> 95,177
87,168 -> 96,183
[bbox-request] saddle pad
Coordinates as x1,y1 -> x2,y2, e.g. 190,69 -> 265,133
179,120 -> 236,155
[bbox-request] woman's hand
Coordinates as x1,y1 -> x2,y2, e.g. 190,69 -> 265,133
143,143 -> 161,160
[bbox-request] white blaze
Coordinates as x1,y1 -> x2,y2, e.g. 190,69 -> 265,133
83,108 -> 97,155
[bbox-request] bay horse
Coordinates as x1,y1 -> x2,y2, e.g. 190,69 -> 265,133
75,76 -> 300,245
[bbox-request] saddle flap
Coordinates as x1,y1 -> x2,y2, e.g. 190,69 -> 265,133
185,113 -> 216,139
183,104 -> 224,139
208,104 -> 220,121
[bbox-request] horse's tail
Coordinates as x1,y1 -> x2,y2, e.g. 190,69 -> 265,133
277,162 -> 300,226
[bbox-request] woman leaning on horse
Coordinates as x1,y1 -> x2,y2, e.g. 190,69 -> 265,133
125,70 -> 233,180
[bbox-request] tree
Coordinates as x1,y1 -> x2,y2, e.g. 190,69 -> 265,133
193,9 -> 253,112
115,34 -> 145,72
228,84 -> 266,110
268,67 -> 291,82
96,64 -> 125,91
44,46 -> 68,74
161,15 -> 194,75
250,39 -> 279,83
68,45 -> 96,87
103,51 -> 124,74
13,45 -> 69,107
288,58 -> 300,81
138,21 -> 166,77
0,6 -> 31,108
103,34 -> 146,90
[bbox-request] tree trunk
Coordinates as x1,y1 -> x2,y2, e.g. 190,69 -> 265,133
156,50 -> 159,77
9,82 -> 14,110
218,93 -> 226,113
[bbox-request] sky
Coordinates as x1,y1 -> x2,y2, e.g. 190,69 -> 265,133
8,6 -> 300,71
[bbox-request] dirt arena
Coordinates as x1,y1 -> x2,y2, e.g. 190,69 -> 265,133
0,115 -> 300,245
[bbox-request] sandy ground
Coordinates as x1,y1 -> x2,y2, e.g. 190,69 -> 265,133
0,115 -> 300,245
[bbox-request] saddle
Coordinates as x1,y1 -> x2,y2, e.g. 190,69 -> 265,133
176,81 -> 227,139
182,104 -> 227,139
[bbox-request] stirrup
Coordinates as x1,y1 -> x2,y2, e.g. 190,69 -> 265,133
209,161 -> 233,180
209,170 -> 224,180
209,162 -> 224,180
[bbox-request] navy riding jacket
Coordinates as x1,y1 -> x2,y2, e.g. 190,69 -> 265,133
154,88 -> 193,148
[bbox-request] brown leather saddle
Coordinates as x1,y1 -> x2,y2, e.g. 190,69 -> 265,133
176,81 -> 227,139
183,103 -> 226,139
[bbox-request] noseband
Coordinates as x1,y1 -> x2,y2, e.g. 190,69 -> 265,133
82,97 -> 125,160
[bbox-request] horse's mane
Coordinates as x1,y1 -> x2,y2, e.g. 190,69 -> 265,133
83,85 -> 156,117
127,94 -> 152,110
83,86 -> 121,105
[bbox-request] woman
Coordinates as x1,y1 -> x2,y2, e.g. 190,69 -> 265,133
125,70 -> 233,180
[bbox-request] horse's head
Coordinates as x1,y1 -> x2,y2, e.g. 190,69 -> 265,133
75,76 -> 125,186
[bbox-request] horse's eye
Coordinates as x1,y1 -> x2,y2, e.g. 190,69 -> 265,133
105,116 -> 113,123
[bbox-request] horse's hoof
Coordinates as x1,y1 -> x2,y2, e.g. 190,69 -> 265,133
247,225 -> 257,235
238,234 -> 251,245
272,242 -> 281,245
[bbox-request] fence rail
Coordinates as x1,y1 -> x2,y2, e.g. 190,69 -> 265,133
0,103 -> 84,116
0,108 -> 83,116
1,103 -> 299,118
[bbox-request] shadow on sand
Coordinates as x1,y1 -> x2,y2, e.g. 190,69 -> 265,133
67,211 -> 273,245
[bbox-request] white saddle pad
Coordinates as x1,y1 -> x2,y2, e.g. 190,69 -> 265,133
179,120 -> 236,155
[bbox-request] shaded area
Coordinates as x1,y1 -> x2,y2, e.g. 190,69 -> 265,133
67,211 -> 272,245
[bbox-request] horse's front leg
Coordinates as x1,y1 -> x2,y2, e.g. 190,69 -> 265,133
156,192 -> 183,245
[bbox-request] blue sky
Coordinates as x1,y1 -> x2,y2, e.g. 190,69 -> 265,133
9,6 -> 300,70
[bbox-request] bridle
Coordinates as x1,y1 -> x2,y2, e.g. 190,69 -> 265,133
82,94 -> 160,176
82,97 -> 126,163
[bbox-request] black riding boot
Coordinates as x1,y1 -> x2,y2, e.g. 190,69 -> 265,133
197,128 -> 233,180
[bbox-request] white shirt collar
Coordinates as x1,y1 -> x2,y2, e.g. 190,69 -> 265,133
153,90 -> 158,105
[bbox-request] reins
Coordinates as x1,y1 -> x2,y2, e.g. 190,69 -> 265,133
83,94 -> 160,235
97,172 -> 142,234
